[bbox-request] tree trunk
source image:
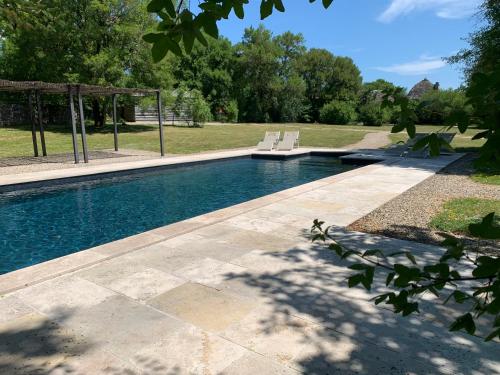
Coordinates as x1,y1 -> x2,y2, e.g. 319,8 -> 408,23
92,99 -> 106,127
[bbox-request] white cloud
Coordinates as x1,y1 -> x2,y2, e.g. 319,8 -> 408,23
376,55 -> 446,75
378,0 -> 482,23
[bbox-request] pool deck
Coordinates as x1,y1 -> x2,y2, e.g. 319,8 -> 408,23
0,150 -> 498,374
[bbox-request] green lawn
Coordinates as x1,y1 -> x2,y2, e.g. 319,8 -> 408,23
0,123 -> 373,158
430,198 -> 500,235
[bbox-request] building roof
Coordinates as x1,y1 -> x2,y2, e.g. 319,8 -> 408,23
407,78 -> 436,100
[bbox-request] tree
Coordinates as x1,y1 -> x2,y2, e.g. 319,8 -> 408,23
319,100 -> 356,125
297,49 -> 361,121
233,25 -> 282,122
273,31 -> 307,122
0,0 -> 170,127
172,36 -> 235,120
415,89 -> 472,125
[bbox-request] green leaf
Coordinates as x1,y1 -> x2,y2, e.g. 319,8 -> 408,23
183,31 -> 195,54
273,0 -> 285,12
142,33 -> 162,43
233,2 -> 245,19
201,16 -> 218,39
151,36 -> 170,62
322,0 -> 334,8
260,0 -> 273,19
147,0 -> 167,12
450,313 -> 476,335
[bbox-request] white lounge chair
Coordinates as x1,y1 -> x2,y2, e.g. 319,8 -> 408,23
276,131 -> 299,151
256,131 -> 280,151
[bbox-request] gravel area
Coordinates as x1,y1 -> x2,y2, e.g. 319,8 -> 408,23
349,154 -> 500,253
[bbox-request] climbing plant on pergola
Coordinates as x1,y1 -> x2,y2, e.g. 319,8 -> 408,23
0,79 -> 165,163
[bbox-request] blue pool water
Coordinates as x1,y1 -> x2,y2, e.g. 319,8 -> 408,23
0,156 -> 355,274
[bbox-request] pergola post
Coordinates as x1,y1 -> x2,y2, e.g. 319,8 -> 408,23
77,86 -> 89,163
112,94 -> 118,151
156,90 -> 165,156
28,91 -> 39,157
68,86 -> 80,164
35,90 -> 47,156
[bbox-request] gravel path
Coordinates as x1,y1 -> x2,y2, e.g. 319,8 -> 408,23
349,154 -> 500,253
346,131 -> 391,149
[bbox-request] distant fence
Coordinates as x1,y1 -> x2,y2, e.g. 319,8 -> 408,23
134,106 -> 193,125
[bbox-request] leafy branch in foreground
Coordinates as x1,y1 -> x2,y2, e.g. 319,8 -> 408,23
143,0 -> 334,61
311,215 -> 500,341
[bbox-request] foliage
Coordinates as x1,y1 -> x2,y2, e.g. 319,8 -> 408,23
311,218 -> 500,341
297,49 -> 362,122
172,36 -> 235,120
357,102 -> 390,126
430,198 -> 500,235
142,0 -> 334,60
415,89 -> 472,125
319,100 -> 356,125
218,99 -> 238,123
173,86 -> 211,127
0,0 -> 173,127
190,90 -> 212,126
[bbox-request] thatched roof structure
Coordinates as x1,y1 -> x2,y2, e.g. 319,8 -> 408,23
407,78 -> 438,100
0,79 -> 159,95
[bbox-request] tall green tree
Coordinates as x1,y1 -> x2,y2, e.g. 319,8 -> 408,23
0,0 -> 172,126
297,49 -> 361,121
172,36 -> 235,120
233,25 -> 282,122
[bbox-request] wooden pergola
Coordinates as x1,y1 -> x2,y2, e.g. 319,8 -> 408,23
0,79 -> 165,163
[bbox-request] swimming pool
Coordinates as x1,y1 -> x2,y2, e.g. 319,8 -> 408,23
0,155 -> 356,274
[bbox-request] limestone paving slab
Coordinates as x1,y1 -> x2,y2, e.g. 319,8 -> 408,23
148,282 -> 256,332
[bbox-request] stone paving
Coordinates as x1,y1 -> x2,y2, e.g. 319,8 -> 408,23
0,152 -> 499,374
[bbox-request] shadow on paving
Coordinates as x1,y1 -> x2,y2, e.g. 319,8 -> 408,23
0,309 -> 90,375
223,228 -> 498,375
0,307 -> 176,375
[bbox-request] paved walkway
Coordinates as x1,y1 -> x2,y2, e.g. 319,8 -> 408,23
344,131 -> 391,150
0,153 -> 498,374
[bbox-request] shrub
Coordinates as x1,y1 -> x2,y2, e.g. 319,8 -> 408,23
358,102 -> 390,126
219,100 -> 239,123
415,89 -> 472,125
319,100 -> 356,125
173,88 -> 212,127
190,91 -> 212,127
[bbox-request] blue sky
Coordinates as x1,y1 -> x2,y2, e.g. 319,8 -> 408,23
216,0 -> 483,89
